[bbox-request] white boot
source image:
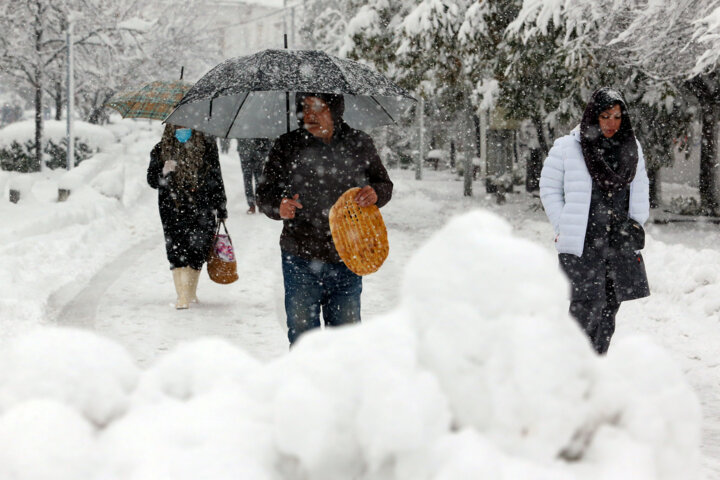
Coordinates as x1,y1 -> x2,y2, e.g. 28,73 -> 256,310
172,267 -> 190,309
188,267 -> 201,303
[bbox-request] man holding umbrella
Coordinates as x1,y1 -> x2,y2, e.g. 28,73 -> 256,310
257,92 -> 393,345
163,48 -> 414,341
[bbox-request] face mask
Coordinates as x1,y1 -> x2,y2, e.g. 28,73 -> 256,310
174,128 -> 192,143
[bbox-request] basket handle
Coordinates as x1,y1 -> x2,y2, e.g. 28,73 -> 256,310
216,219 -> 233,244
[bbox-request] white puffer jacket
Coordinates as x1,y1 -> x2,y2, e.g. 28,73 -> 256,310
539,127 -> 650,257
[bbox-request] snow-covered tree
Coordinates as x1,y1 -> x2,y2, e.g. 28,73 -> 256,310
343,1 -> 409,75
297,0 -> 366,55
537,0 -> 720,213
506,0 -> 703,209
0,0 -> 220,169
0,1 -> 67,171
460,0 -> 575,154
459,0 -> 522,109
607,0 -> 720,213
693,5 -> 720,75
0,0 -> 149,169
80,1 -> 221,124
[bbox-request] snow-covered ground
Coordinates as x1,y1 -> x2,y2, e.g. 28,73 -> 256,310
0,120 -> 718,479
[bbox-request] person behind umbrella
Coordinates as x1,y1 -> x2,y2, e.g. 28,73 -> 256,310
237,138 -> 272,214
540,87 -> 650,354
257,92 -> 393,345
147,124 -> 228,309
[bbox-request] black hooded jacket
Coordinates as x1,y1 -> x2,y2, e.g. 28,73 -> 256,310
580,87 -> 639,191
257,122 -> 393,263
147,138 -> 228,269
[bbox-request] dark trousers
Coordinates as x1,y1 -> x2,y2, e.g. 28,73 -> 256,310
569,277 -> 620,355
240,158 -> 263,208
281,252 -> 362,345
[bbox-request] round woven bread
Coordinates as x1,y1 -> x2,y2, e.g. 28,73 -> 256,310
329,187 -> 389,276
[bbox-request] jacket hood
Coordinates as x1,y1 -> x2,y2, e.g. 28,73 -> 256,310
295,92 -> 345,129
580,87 -> 634,144
579,87 -> 639,191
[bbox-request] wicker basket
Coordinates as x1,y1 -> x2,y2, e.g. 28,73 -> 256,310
329,187 -> 389,276
207,221 -> 239,284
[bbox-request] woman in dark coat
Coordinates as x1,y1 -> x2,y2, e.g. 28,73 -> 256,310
147,124 -> 228,309
540,88 -> 650,354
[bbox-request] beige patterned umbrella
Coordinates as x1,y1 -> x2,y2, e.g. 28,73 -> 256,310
106,80 -> 192,120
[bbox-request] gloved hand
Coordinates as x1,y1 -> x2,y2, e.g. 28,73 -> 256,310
162,160 -> 177,176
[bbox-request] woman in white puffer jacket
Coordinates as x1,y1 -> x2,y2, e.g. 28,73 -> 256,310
540,87 -> 650,354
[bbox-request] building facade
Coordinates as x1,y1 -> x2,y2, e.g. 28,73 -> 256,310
205,1 -> 293,58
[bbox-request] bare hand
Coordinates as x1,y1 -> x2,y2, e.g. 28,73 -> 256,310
355,185 -> 378,207
162,160 -> 177,176
279,194 -> 303,219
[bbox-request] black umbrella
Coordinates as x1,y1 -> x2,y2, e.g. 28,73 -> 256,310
165,49 -> 416,138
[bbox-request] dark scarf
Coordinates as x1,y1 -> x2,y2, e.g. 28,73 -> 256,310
580,88 -> 639,191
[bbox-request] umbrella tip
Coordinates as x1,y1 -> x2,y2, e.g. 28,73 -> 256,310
284,34 -> 288,49
180,66 -> 184,80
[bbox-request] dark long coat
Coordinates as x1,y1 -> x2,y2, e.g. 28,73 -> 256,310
256,122 -> 393,263
560,183 -> 649,303
147,139 -> 227,270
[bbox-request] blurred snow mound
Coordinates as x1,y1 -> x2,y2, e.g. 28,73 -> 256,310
0,210 -> 701,480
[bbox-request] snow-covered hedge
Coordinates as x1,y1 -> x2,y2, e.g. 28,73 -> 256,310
0,120 -> 115,172
0,211 -> 701,480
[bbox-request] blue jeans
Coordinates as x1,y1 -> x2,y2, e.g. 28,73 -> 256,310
281,252 -> 362,345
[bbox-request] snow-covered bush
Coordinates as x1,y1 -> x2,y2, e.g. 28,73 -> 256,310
425,149 -> 449,170
669,195 -> 702,216
0,120 -> 114,172
0,211 -> 701,480
0,138 -> 95,172
379,145 -> 400,169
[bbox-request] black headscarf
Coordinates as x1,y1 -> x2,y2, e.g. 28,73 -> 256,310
580,87 -> 639,191
295,92 -> 345,130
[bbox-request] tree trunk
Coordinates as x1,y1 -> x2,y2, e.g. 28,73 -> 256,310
648,167 -> 660,209
531,114 -> 549,155
526,148 -> 542,192
34,81 -> 43,172
463,155 -> 473,196
416,96 -> 424,180
699,102 -> 719,214
688,75 -> 720,214
54,82 -> 62,121
473,114 -> 482,157
464,110 -> 475,196
33,7 -> 44,173
88,91 -> 113,124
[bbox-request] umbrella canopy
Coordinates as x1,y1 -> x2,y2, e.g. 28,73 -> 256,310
106,80 -> 192,120
165,49 -> 415,138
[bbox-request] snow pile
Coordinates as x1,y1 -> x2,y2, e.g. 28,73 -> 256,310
402,212 -> 593,457
644,238 -> 720,317
0,328 -> 138,427
0,211 -> 701,479
0,120 -> 115,151
0,121 -> 164,334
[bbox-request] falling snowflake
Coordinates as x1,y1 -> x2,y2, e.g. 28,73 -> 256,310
299,63 -> 315,79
